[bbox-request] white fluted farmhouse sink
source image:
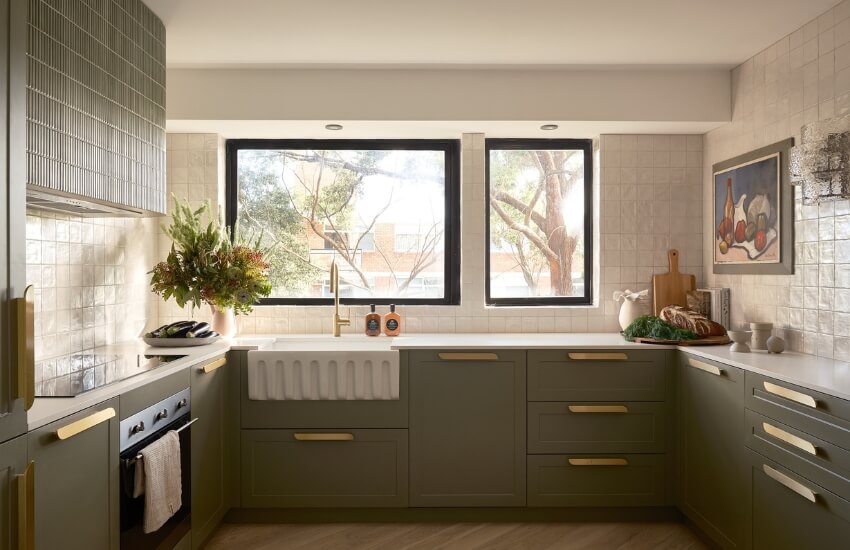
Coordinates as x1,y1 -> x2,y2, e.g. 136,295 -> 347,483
247,337 -> 399,400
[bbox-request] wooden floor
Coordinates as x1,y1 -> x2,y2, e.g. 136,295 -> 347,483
205,522 -> 708,549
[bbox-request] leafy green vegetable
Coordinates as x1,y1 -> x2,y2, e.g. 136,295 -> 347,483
623,315 -> 697,341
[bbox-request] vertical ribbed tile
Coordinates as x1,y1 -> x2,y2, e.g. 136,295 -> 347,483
27,0 -> 166,214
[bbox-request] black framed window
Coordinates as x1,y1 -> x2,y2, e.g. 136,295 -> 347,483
226,139 -> 460,305
486,139 -> 593,306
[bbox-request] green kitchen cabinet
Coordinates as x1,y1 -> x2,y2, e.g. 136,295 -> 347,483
241,429 -> 408,508
28,398 -> 119,550
190,354 -> 236,549
0,435 -> 27,550
748,449 -> 850,550
0,0 -> 28,446
409,350 -> 526,507
678,354 -> 748,550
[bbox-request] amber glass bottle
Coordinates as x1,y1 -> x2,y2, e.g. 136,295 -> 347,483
383,304 -> 401,336
365,304 -> 381,336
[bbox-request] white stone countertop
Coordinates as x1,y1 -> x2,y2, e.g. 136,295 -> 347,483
25,333 -> 850,431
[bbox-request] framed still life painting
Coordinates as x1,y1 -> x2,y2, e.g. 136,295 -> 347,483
712,138 -> 794,275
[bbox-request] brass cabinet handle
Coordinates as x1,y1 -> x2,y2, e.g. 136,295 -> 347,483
13,285 -> 34,411
568,405 -> 629,413
567,352 -> 627,361
568,458 -> 629,466
293,433 -> 355,441
763,464 -> 817,503
763,381 -> 817,408
688,358 -> 722,376
200,357 -> 227,374
55,408 -> 116,440
438,353 -> 499,361
762,422 -> 817,456
15,461 -> 34,550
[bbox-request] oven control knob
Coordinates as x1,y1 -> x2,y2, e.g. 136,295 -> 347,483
155,409 -> 168,422
130,421 -> 145,435
176,398 -> 188,409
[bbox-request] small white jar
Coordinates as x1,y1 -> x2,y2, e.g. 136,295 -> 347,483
749,322 -> 773,351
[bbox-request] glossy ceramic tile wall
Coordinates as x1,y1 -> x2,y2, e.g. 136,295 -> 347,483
158,132 -> 702,334
26,211 -> 159,361
704,0 -> 850,358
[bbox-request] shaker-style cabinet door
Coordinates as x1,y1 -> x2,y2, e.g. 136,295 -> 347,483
190,354 -> 235,548
678,355 -> 748,549
409,350 -> 526,507
0,0 -> 29,445
28,399 -> 119,550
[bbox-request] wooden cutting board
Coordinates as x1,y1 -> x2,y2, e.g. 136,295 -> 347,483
652,249 -> 696,315
632,335 -> 731,346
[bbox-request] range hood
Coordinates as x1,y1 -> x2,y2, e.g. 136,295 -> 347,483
26,187 -> 151,217
26,0 -> 167,218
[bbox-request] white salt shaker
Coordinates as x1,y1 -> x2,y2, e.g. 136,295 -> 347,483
749,322 -> 773,351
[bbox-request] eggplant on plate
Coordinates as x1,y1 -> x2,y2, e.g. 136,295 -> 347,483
145,320 -> 220,339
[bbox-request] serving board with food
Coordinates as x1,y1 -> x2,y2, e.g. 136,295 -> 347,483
623,305 -> 729,346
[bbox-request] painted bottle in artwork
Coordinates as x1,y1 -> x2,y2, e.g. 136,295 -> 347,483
723,178 -> 734,244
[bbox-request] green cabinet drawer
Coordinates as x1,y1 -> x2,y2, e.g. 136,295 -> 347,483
241,429 -> 408,508
527,454 -> 669,507
240,352 -> 408,429
528,402 -> 668,454
528,350 -> 668,402
748,449 -> 850,550
746,409 -> 850,502
746,372 -> 850,451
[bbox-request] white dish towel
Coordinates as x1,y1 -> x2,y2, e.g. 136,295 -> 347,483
133,431 -> 182,533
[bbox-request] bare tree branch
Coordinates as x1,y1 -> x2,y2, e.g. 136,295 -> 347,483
491,199 -> 558,263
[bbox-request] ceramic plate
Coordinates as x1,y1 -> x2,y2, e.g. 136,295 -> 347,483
143,336 -> 221,347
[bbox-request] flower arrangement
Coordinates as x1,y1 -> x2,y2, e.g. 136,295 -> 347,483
150,198 -> 272,315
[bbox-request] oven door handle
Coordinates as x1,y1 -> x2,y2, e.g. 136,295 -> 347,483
130,417 -> 198,462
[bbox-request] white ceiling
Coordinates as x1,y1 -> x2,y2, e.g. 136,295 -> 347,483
147,0 -> 839,68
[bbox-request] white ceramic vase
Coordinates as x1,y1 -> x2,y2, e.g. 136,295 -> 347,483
211,305 -> 237,338
613,289 -> 649,331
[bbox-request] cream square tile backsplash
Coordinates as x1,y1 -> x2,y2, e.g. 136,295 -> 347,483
26,211 -> 159,361
704,0 -> 850,358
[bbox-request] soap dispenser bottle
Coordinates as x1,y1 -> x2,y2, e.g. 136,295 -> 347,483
383,304 -> 401,336
365,304 -> 381,336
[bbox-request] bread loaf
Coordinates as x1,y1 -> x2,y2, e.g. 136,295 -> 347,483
659,305 -> 726,337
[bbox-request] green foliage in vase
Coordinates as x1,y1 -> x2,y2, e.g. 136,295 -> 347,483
149,197 -> 273,315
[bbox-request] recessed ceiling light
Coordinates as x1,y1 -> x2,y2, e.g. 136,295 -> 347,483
325,123 -> 343,131
540,124 -> 559,131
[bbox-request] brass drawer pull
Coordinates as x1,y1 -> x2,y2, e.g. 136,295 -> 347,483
294,433 -> 355,441
56,408 -> 116,440
201,357 -> 227,373
688,358 -> 722,376
763,381 -> 817,408
568,405 -> 629,413
568,352 -> 627,361
438,353 -> 499,361
13,285 -> 35,411
763,464 -> 817,503
763,422 -> 817,456
15,462 -> 34,550
568,458 -> 628,466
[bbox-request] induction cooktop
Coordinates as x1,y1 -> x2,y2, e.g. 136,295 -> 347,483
35,353 -> 186,397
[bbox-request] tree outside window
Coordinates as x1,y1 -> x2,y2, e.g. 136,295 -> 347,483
226,140 -> 460,305
486,139 -> 593,305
